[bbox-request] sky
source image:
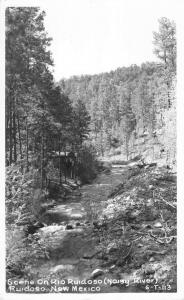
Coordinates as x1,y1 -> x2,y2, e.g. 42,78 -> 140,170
39,0 -> 180,81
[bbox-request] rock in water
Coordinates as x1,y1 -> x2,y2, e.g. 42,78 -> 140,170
149,257 -> 155,262
50,264 -> 74,273
154,222 -> 162,228
26,222 -> 44,235
91,269 -> 104,278
65,224 -> 73,230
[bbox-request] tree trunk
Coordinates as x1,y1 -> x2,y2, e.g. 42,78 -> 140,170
45,137 -> 48,187
167,81 -> 171,108
26,117 -> 29,171
164,49 -> 167,65
64,150 -> 67,183
125,136 -> 129,161
59,136 -> 62,185
100,130 -> 104,157
41,133 -> 44,189
5,104 -> 10,165
17,114 -> 23,159
13,98 -> 17,162
9,96 -> 13,165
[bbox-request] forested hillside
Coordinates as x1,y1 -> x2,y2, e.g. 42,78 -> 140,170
59,17 -> 176,169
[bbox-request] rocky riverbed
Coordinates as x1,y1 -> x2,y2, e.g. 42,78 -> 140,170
12,160 -> 177,293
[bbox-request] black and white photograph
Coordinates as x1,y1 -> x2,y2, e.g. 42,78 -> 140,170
2,0 -> 184,297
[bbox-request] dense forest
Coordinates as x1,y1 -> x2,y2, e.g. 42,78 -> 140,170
6,7 -> 97,277
5,8 -> 177,293
59,17 -> 176,167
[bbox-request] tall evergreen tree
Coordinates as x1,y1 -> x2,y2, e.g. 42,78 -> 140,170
153,17 -> 176,72
72,99 -> 91,147
153,17 -> 176,108
6,7 -> 53,166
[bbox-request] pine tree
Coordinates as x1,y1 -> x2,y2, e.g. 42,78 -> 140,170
6,7 -> 53,166
72,99 -> 91,147
153,17 -> 176,108
118,85 -> 136,159
153,17 -> 176,71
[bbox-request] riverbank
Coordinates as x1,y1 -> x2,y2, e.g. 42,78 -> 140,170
6,159 -> 177,293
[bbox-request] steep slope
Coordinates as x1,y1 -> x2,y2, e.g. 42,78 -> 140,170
58,64 -> 176,169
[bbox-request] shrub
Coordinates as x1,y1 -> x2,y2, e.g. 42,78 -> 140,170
6,163 -> 36,227
6,226 -> 49,280
5,162 -> 49,279
77,145 -> 98,184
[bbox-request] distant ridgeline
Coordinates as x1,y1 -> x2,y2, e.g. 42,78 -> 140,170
58,62 -> 176,169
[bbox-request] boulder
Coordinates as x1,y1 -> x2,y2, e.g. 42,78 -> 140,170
65,224 -> 73,230
154,222 -> 162,228
75,222 -> 81,226
25,222 -> 44,235
144,266 -> 155,275
149,257 -> 155,262
107,242 -> 118,254
144,210 -> 158,221
83,249 -> 99,259
109,265 -> 116,271
91,268 -> 104,278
